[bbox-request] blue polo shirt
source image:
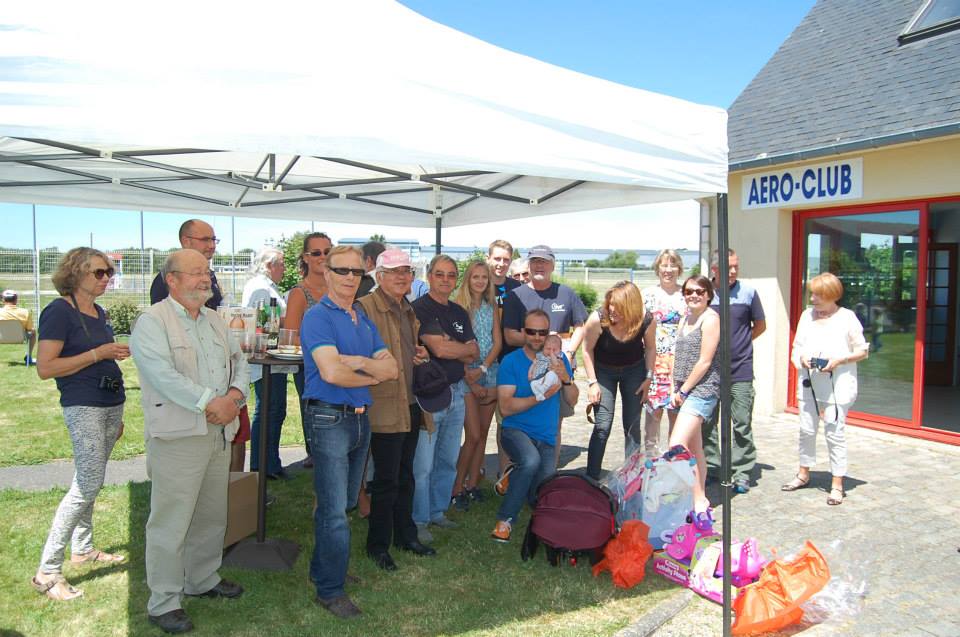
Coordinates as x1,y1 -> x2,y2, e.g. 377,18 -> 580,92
711,280 -> 765,383
301,295 -> 387,408
497,348 -> 573,446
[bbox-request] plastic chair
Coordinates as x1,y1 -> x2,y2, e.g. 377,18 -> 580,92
0,319 -> 31,366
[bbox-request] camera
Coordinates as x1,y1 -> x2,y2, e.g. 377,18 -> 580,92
810,357 -> 829,371
98,376 -> 123,393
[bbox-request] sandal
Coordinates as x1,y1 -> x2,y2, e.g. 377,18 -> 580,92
70,549 -> 126,564
827,487 -> 845,506
31,574 -> 83,601
780,474 -> 810,491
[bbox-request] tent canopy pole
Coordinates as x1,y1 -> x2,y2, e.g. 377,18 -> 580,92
716,192 -> 733,637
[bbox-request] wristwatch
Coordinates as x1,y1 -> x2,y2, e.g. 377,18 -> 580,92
479,364 -> 488,374
587,378 -> 598,386
233,397 -> 246,410
562,380 -> 572,386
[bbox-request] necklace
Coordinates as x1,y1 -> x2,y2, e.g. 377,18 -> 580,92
813,305 -> 838,320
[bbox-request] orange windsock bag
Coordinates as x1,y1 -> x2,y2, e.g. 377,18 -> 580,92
731,540 -> 830,635
592,520 -> 654,589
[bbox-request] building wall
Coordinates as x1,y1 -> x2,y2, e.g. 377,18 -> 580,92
717,133 -> 960,417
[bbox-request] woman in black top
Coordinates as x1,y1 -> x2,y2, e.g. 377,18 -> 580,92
32,248 -> 130,601
581,281 -> 656,479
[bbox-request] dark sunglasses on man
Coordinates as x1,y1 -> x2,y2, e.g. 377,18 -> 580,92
306,249 -> 332,257
329,266 -> 366,277
524,328 -> 549,336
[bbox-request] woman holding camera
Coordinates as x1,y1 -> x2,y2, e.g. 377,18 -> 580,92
783,272 -> 868,506
31,248 -> 130,600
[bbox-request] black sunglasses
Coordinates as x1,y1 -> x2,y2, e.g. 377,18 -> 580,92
329,266 -> 365,277
524,328 -> 550,336
307,249 -> 332,257
684,288 -> 707,297
93,268 -> 116,280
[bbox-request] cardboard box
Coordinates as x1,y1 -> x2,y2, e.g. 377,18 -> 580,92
224,471 -> 258,547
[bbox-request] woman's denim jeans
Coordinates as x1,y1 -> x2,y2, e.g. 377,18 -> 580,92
306,402 -> 370,601
586,361 -> 646,479
251,374 -> 288,475
496,426 -> 555,523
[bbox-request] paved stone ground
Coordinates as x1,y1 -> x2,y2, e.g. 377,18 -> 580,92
4,383 -> 960,636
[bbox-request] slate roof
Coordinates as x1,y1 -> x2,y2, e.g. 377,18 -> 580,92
728,0 -> 960,167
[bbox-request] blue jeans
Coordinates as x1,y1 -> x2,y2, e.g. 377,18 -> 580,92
497,426 -> 556,523
251,374 -> 288,475
587,361 -> 646,479
305,402 -> 370,600
412,381 -> 465,525
293,370 -> 311,456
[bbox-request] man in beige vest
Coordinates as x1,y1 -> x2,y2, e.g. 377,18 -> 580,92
131,249 -> 249,635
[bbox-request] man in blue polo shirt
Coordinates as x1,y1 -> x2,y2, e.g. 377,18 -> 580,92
300,245 -> 398,619
491,309 -> 577,543
702,249 -> 766,493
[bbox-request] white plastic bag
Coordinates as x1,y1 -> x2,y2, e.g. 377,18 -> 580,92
640,451 -> 695,549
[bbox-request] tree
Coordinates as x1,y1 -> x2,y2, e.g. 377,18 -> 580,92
603,250 -> 639,269
369,233 -> 386,243
277,231 -> 309,293
456,249 -> 487,281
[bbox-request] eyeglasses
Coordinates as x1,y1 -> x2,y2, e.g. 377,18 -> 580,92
524,328 -> 550,336
171,270 -> 210,278
384,267 -> 414,276
184,235 -> 220,245
329,266 -> 366,277
306,249 -> 331,257
684,288 -> 707,297
92,267 -> 116,280
432,271 -> 458,280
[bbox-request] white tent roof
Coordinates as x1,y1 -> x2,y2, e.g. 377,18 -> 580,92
0,1 -> 727,227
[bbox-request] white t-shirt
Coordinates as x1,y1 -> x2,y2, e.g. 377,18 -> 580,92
791,307 -> 869,405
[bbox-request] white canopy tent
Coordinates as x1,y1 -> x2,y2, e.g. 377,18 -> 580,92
1,2 -> 739,632
0,0 -> 726,233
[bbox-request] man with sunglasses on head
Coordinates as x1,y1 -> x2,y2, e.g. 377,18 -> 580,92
701,248 -> 766,494
411,255 -> 480,541
491,309 -> 577,542
150,219 -> 223,310
300,245 -> 398,619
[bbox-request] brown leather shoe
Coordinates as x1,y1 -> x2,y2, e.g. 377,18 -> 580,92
148,609 -> 194,634
316,594 -> 362,619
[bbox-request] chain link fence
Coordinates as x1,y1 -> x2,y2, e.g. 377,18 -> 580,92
0,248 -> 254,316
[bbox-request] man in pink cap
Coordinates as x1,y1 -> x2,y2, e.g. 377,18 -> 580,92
356,248 -> 436,571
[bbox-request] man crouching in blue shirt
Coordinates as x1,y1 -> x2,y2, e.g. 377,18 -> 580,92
300,246 -> 398,619
491,309 -> 577,542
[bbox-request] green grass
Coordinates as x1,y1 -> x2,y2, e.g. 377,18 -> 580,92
0,344 -> 306,467
1,478 -> 676,637
857,331 -> 915,383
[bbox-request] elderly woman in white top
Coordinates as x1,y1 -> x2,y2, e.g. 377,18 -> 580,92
782,272 -> 869,506
241,247 -> 295,480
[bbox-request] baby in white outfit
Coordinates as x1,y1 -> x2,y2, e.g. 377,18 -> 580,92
529,334 -> 562,402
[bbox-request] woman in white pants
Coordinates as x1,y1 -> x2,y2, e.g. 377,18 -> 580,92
782,273 -> 869,506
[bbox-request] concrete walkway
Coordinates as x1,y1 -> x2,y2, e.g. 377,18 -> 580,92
4,392 -> 960,636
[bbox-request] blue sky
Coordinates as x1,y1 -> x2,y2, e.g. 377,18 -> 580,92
1,1 -> 816,252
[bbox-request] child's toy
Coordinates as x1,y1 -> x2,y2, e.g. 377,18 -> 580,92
641,445 -> 695,549
665,508 -> 715,561
716,538 -> 766,587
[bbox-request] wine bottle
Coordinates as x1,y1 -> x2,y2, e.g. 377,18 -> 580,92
267,297 -> 280,349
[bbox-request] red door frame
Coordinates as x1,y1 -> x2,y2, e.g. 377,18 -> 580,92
788,196 -> 960,445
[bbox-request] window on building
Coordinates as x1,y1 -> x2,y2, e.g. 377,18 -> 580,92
899,0 -> 960,44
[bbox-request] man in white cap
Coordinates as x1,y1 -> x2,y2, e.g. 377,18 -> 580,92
1,289 -> 36,363
502,245 -> 587,466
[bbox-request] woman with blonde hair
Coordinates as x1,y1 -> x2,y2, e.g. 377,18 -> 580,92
450,260 -> 502,509
582,281 -> 656,479
783,273 -> 868,506
32,248 -> 130,601
641,249 -> 687,453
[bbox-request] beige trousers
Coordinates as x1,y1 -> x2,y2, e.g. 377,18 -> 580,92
145,424 -> 229,616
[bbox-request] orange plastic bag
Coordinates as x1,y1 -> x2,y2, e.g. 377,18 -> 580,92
732,541 -> 830,635
592,520 -> 654,589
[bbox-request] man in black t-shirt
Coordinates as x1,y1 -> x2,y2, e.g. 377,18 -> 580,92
411,255 -> 479,534
150,219 -> 223,310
